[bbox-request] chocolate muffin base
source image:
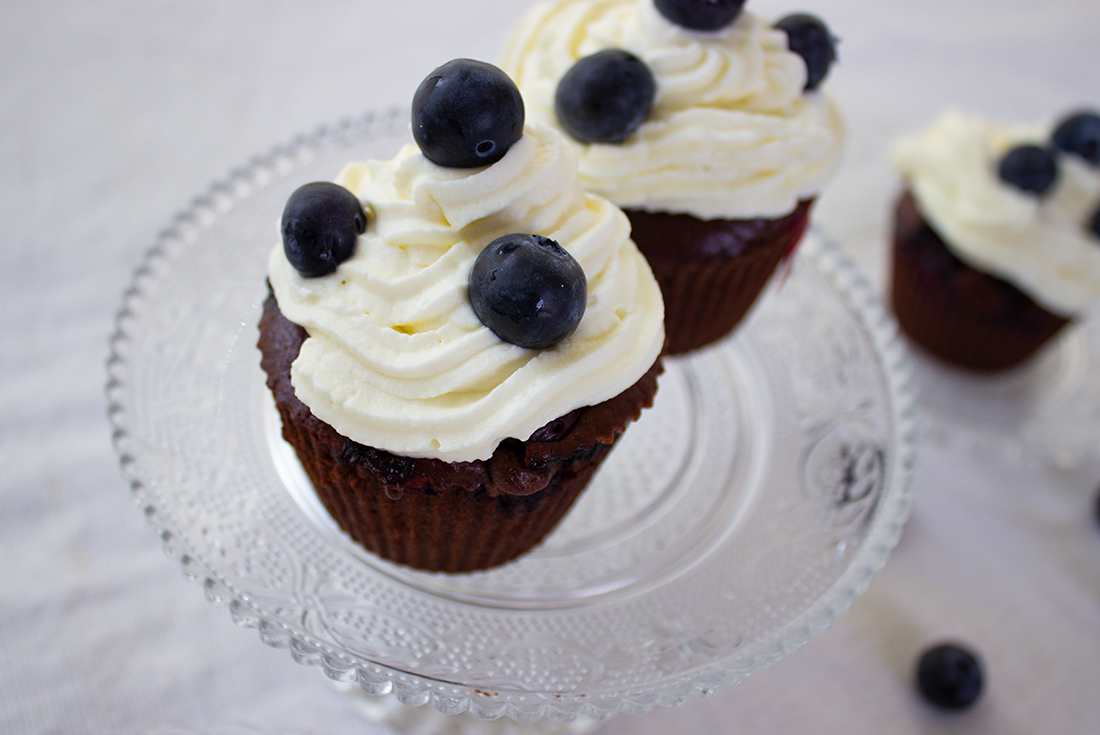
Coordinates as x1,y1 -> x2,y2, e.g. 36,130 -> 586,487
890,189 -> 1070,372
626,200 -> 814,356
258,293 -> 662,573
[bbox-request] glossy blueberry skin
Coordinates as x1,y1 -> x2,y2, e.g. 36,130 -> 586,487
1051,110 -> 1100,164
653,0 -> 746,31
916,643 -> 984,710
555,49 -> 656,144
775,13 -> 837,92
469,234 -> 587,350
412,59 -> 525,168
998,144 -> 1058,195
281,182 -> 367,278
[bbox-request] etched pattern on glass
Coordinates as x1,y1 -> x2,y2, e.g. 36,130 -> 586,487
107,110 -> 917,723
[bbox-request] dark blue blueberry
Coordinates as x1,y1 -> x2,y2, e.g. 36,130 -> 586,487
555,49 -> 656,144
469,233 -> 587,350
1089,202 -> 1100,240
528,409 -> 581,442
412,59 -> 524,168
1051,110 -> 1100,165
916,643 -> 984,710
654,0 -> 746,31
775,13 -> 837,92
998,144 -> 1058,195
281,182 -> 366,278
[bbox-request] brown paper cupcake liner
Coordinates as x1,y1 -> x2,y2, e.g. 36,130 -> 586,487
258,293 -> 661,573
627,200 -> 813,355
890,189 -> 1070,371
280,409 -> 610,572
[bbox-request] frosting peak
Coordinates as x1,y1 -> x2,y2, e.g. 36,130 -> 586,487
268,124 -> 665,461
892,111 -> 1100,316
501,0 -> 845,219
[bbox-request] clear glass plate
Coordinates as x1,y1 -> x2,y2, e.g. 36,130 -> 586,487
904,317 -> 1100,468
106,110 -> 917,724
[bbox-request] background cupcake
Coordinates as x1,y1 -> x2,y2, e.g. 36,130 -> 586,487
260,60 -> 665,572
890,109 -> 1100,371
502,0 -> 845,354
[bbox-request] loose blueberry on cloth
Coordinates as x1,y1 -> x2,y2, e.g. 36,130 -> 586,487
916,642 -> 984,710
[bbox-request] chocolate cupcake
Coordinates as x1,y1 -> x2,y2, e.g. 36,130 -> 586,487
625,201 -> 813,354
259,293 -> 661,573
891,110 -> 1100,371
262,60 -> 665,572
502,0 -> 845,354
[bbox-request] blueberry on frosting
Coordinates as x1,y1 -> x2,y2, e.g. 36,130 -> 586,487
775,13 -> 837,92
281,182 -> 367,278
469,233 -> 587,349
653,0 -> 746,31
1052,110 -> 1100,165
997,144 -> 1058,195
555,49 -> 656,144
412,59 -> 525,168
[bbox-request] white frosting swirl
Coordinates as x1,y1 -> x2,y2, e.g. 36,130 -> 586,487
268,124 -> 665,462
500,0 -> 845,220
892,111 -> 1100,316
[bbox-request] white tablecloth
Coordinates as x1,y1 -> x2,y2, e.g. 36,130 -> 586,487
3,1 -> 1099,733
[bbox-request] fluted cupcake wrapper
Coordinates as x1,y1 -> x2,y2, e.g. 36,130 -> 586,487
627,201 -> 813,356
649,245 -> 791,355
278,406 -> 612,573
890,190 -> 1070,372
258,293 -> 661,574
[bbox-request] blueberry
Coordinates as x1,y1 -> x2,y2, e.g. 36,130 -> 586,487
775,13 -> 837,92
555,50 -> 656,144
1089,202 -> 1100,240
653,0 -> 746,31
469,233 -> 587,350
412,59 -> 525,168
528,409 -> 581,442
1051,110 -> 1100,164
916,643 -> 984,710
281,182 -> 367,278
998,144 -> 1058,195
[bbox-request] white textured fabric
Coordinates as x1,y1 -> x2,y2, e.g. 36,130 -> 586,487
2,1 -> 1099,734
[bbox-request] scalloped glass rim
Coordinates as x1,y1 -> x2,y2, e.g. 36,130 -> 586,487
106,109 -> 917,724
905,315 -> 1100,469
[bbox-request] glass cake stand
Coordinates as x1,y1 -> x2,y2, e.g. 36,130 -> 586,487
106,110 -> 917,727
903,317 -> 1100,468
